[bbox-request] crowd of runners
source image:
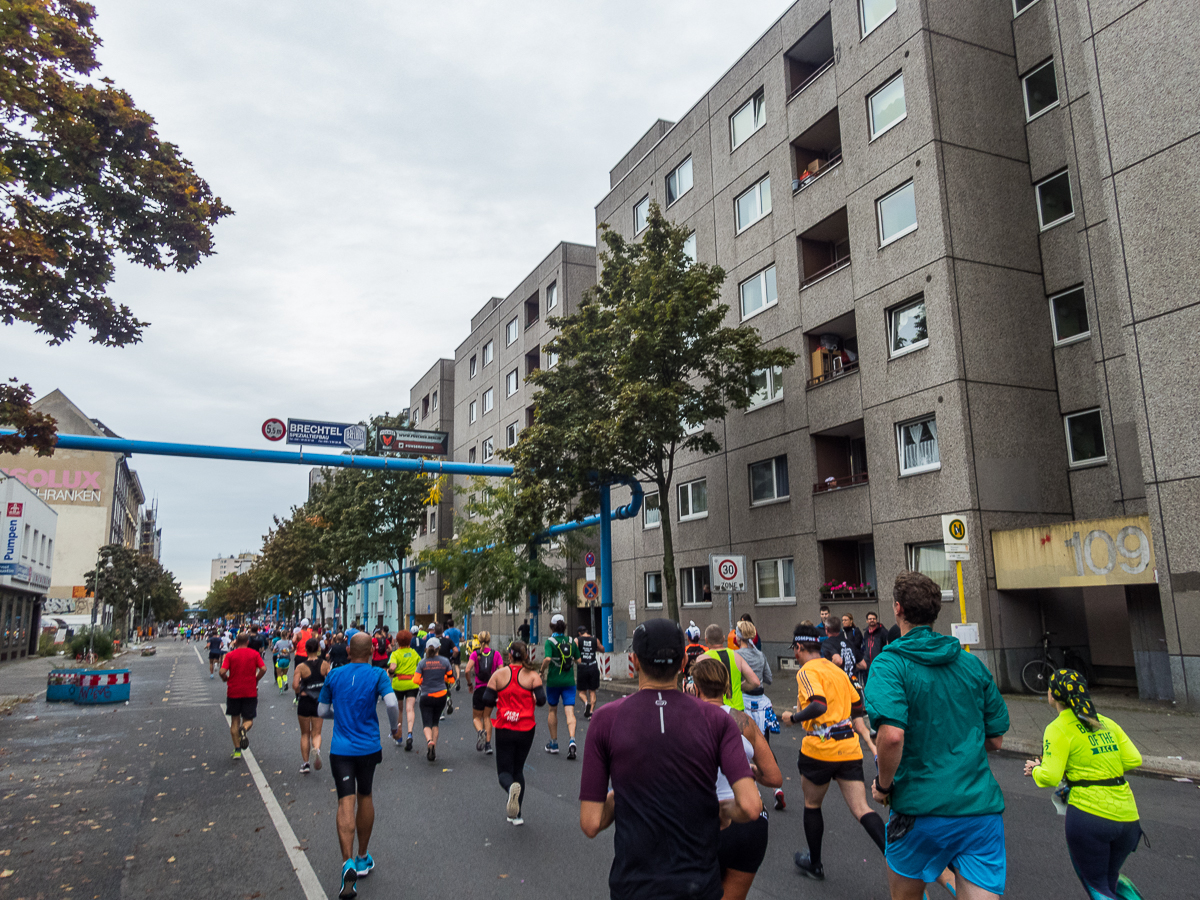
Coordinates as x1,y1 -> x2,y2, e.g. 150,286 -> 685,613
200,571 -> 1147,900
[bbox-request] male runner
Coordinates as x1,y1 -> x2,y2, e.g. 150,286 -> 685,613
780,624 -> 884,881
220,632 -> 266,760
702,624 -> 760,710
443,618 -> 464,689
318,633 -> 400,899
541,614 -> 580,758
247,625 -> 267,655
683,622 -> 706,681
273,631 -> 294,692
575,625 -> 600,718
206,630 -> 223,678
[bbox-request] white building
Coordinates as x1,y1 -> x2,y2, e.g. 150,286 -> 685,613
210,552 -> 259,587
1,474 -> 57,661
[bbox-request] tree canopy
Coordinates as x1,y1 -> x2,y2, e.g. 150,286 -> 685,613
83,544 -> 184,627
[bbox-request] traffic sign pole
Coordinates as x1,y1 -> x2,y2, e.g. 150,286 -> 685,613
529,544 -> 539,649
599,484 -> 613,651
956,559 -> 970,654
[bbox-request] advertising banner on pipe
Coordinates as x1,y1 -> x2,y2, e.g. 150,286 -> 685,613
286,419 -> 367,451
376,429 -> 449,456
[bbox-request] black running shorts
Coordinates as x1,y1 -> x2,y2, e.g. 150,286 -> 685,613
419,693 -> 447,728
576,666 -> 600,692
472,686 -> 488,711
226,696 -> 258,721
718,810 -> 769,874
797,751 -> 864,786
393,688 -> 418,700
329,750 -> 383,798
296,695 -> 319,718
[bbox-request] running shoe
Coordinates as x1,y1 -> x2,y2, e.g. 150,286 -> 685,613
583,704 -> 592,719
427,744 -> 436,762
239,726 -> 249,750
485,741 -> 493,755
231,750 -> 242,760
299,762 -> 311,774
455,681 -> 461,691
507,816 -> 524,826
312,748 -> 322,771
476,730 -> 486,752
209,672 -> 214,679
545,740 -> 559,754
506,782 -> 522,818
445,700 -> 453,715
404,734 -> 413,752
793,852 -> 824,881
567,740 -> 577,760
774,790 -> 786,811
354,853 -> 374,878
338,858 -> 358,899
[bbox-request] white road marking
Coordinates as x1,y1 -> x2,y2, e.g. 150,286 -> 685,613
193,645 -> 205,666
217,704 -> 325,900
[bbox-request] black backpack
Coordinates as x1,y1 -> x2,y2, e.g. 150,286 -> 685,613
476,648 -> 499,681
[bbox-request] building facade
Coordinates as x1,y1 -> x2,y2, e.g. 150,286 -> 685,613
407,358 -> 456,626
0,474 -> 56,661
210,552 -> 259,587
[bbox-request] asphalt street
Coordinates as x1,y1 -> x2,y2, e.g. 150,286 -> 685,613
1,641 -> 1198,899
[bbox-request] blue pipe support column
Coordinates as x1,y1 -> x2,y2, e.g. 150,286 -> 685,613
529,544 -> 539,649
599,484 -> 613,651
408,568 -> 417,629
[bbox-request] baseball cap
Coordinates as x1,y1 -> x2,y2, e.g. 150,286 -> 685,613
425,638 -> 440,653
550,614 -> 565,626
631,618 -> 684,666
685,621 -> 701,642
300,618 -> 310,627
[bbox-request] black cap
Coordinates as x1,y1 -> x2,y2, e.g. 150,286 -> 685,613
631,618 -> 684,666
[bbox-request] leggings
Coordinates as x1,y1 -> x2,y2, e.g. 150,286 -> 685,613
420,693 -> 447,729
494,726 -> 536,812
1063,806 -> 1142,899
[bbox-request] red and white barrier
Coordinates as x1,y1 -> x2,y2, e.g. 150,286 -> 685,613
598,652 -> 612,681
79,672 -> 130,687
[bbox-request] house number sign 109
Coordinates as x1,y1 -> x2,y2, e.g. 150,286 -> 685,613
991,514 -> 1157,590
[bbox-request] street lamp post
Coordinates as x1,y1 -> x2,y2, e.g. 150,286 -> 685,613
89,548 -> 109,662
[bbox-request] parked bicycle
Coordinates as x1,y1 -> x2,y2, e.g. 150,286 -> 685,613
1022,631 -> 1092,694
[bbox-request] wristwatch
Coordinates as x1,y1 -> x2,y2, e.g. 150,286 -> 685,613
875,778 -> 894,795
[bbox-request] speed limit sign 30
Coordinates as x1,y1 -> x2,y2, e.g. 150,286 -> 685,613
709,555 -> 747,593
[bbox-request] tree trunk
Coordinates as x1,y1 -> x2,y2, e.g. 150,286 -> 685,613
659,483 -> 680,625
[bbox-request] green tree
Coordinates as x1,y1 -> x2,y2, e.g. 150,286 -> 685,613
507,203 -> 796,623
204,570 -> 263,621
0,0 -> 232,451
83,544 -> 184,629
257,507 -> 327,620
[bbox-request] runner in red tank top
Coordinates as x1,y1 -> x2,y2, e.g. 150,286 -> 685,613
481,641 -> 546,825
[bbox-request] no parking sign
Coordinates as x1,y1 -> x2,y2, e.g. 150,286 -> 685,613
709,555 -> 746,592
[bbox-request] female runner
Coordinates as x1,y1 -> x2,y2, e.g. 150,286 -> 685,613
291,638 -> 330,774
481,641 -> 545,825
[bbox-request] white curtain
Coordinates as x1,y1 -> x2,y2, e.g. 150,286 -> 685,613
902,419 -> 938,470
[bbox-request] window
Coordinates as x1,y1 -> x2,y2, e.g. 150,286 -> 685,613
680,566 -> 711,605
643,492 -> 661,528
756,558 -> 796,603
878,181 -> 917,245
546,282 -> 558,310
678,478 -> 708,521
482,436 -> 494,461
739,266 -> 777,319
506,369 -> 519,397
860,0 -> 896,36
1013,0 -> 1041,15
468,446 -> 476,463
483,340 -> 494,365
730,90 -> 766,149
469,355 -> 478,378
505,422 -> 518,447
482,388 -> 494,413
736,176 -> 771,232
749,455 -> 790,503
1065,409 -> 1106,466
506,317 -> 519,346
634,195 -> 650,234
666,157 -> 693,205
1023,59 -> 1058,120
749,366 -> 783,408
897,415 -> 940,475
468,400 -> 477,423
431,390 -> 438,411
889,296 -> 928,356
1050,287 -> 1089,345
468,494 -> 477,518
869,73 -> 906,139
1036,170 -> 1074,230
645,572 -> 663,608
429,509 -> 437,533
908,542 -> 954,598
547,350 -> 559,368
682,418 -> 705,436
683,232 -> 696,262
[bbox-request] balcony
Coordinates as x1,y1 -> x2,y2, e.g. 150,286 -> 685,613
525,347 -> 540,378
818,539 -> 877,599
812,420 -> 868,494
786,14 -> 834,101
525,292 -> 539,329
792,109 -> 842,194
799,208 -> 850,289
807,311 -> 859,388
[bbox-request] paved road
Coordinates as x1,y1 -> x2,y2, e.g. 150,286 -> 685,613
1,641 -> 1198,899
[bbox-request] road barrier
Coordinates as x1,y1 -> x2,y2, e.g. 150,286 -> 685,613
597,653 -> 611,680
48,669 -> 131,704
46,669 -> 78,702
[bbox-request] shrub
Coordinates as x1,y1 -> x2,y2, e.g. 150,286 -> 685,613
37,631 -> 58,656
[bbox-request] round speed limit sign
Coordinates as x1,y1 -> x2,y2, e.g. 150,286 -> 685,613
717,558 -> 739,581
262,418 -> 286,441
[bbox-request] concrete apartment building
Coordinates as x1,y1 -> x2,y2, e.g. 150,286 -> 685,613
588,0 -> 1198,704
209,552 -> 258,587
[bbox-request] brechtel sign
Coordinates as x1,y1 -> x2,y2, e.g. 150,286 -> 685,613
286,419 -> 367,451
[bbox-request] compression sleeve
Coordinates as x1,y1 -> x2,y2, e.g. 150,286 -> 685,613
533,685 -> 547,707
796,698 -> 828,722
317,702 -> 334,720
383,691 -> 400,733
480,687 -> 499,708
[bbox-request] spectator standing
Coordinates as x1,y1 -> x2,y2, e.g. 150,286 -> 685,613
857,611 -> 890,685
819,617 -> 858,681
840,614 -> 863,658
817,605 -> 833,636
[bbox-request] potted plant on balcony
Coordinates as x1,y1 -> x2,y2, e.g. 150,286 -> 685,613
819,580 -> 877,600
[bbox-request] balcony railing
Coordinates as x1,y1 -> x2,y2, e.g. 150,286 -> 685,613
807,356 -> 858,388
793,151 -> 843,193
800,254 -> 851,289
787,57 -> 835,101
812,471 -> 869,494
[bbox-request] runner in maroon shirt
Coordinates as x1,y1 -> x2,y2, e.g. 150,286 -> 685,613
220,632 -> 266,760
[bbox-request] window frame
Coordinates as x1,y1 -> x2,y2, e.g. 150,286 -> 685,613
1064,408 -> 1107,468
738,264 -> 778,321
506,317 -> 519,346
643,491 -> 661,529
505,421 -> 518,447
860,0 -> 897,38
468,446 -> 476,464
482,388 -> 494,414
1013,0 -> 1042,17
666,156 -> 694,206
469,355 -> 478,378
868,72 -> 907,140
482,436 -> 494,461
755,557 -> 796,605
748,365 -> 784,409
1049,286 -> 1090,346
749,455 -> 790,505
468,400 -> 477,424
1022,58 -> 1059,122
682,231 -> 697,262
1036,169 -> 1075,231
677,478 -> 709,522
547,350 -> 559,368
634,195 -> 651,234
730,89 -> 766,150
896,414 -> 941,476
877,180 -> 918,247
482,340 -> 494,366
505,368 -> 519,397
888,295 -> 929,358
546,281 -> 558,310
680,565 -> 712,606
431,390 -> 438,412
735,175 -> 772,233
907,541 -> 955,601
645,571 -> 663,609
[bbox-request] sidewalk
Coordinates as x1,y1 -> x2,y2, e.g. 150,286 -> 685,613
600,674 -> 1200,779
0,647 -> 128,712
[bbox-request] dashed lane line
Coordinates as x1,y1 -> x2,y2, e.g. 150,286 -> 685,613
217,703 -> 325,900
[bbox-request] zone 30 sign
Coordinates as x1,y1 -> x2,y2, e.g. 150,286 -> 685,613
709,554 -> 747,593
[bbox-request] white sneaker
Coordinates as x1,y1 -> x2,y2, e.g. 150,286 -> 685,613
311,748 -> 322,771
507,816 -> 524,826
505,782 -> 522,818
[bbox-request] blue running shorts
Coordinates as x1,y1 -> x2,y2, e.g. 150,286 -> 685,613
545,685 -> 576,707
886,812 -> 1006,895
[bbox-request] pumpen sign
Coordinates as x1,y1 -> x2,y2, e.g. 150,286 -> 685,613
2,502 -> 21,572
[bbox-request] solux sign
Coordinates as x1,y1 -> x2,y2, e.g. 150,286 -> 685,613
376,429 -> 449,456
286,419 -> 368,451
2,468 -> 103,505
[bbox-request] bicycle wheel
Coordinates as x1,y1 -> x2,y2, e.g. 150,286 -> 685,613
1022,659 -> 1055,694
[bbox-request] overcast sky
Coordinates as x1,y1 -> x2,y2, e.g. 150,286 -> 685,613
2,0 -> 794,602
